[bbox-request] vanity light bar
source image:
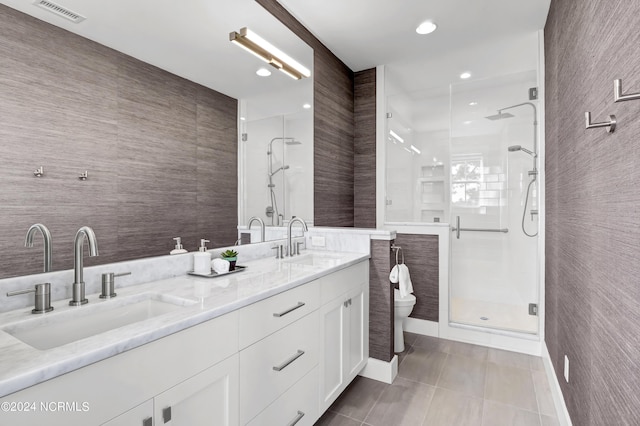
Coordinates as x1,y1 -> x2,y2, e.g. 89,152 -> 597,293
230,27 -> 310,80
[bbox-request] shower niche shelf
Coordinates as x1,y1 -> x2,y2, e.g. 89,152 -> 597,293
418,165 -> 447,223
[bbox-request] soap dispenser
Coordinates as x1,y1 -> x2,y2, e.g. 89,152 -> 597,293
193,239 -> 212,274
170,237 -> 188,255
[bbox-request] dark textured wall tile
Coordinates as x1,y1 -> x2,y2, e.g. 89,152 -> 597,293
256,0 -> 355,227
394,234 -> 439,322
354,69 -> 377,228
0,4 -> 237,277
369,239 -> 394,362
545,0 -> 640,424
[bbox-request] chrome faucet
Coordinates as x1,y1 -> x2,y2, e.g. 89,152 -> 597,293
25,223 -> 52,272
70,226 -> 99,306
287,217 -> 308,257
247,216 -> 266,242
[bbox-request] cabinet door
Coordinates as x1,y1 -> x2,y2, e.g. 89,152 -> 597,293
345,285 -> 367,380
319,295 -> 347,412
101,400 -> 154,426
154,354 -> 239,426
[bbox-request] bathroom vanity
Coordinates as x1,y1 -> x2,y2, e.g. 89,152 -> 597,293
0,251 -> 369,425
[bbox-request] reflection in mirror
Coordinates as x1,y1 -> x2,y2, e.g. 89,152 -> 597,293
0,0 -> 312,279
239,84 -> 314,230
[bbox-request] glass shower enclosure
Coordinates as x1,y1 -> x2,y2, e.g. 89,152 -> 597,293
385,70 -> 540,336
449,72 -> 539,334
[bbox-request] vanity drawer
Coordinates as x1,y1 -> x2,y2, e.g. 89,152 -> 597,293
239,279 -> 320,348
247,366 -> 319,426
239,311 -> 319,424
320,261 -> 368,305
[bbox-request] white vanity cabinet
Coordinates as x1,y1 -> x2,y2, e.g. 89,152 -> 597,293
0,311 -> 239,426
102,355 -> 239,426
151,354 -> 239,426
0,258 -> 370,426
319,261 -> 369,412
238,280 -> 320,425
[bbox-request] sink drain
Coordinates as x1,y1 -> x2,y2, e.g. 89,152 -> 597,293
480,317 -> 489,321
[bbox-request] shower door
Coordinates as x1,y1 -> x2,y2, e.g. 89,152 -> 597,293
449,72 -> 539,335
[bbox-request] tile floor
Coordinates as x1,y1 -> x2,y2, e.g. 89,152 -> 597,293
315,332 -> 560,426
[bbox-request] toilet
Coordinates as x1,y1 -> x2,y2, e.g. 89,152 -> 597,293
394,288 -> 417,353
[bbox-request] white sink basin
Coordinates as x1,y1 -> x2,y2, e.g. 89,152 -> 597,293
2,293 -> 195,350
283,253 -> 343,267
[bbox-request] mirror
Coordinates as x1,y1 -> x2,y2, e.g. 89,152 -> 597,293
0,0 -> 313,279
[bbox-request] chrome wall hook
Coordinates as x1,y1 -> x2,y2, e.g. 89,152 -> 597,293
614,79 -> 640,102
585,112 -> 616,133
33,166 -> 44,177
78,171 -> 89,180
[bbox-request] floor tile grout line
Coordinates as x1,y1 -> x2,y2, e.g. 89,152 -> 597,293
360,372 -> 390,425
433,351 -> 449,388
418,380 -> 437,426
531,368 -> 545,426
480,355 -> 490,426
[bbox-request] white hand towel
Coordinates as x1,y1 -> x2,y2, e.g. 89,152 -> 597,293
398,264 -> 414,298
212,258 -> 230,274
389,265 -> 400,284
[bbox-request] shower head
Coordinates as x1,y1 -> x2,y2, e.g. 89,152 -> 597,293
485,111 -> 515,121
267,137 -> 300,154
508,145 -> 536,156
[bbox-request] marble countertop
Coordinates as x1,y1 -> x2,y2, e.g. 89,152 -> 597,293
0,250 -> 369,398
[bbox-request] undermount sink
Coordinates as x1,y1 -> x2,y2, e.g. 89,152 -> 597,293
283,253 -> 343,267
2,293 -> 196,350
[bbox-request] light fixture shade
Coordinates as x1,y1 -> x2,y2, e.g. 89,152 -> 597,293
230,27 -> 310,80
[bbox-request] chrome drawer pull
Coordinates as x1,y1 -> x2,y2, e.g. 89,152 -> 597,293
273,350 -> 305,371
286,410 -> 305,426
273,302 -> 305,317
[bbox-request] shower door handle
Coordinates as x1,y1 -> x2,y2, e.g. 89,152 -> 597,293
451,216 -> 508,238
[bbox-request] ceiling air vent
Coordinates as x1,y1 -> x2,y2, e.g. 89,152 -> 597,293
33,0 -> 86,23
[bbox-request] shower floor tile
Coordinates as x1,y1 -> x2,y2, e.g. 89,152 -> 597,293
451,297 -> 538,334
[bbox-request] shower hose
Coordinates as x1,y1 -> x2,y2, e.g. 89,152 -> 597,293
522,175 -> 538,237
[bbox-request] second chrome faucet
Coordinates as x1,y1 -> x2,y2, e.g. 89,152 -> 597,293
69,226 -> 99,306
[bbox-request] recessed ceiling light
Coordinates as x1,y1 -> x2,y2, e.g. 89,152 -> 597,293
256,68 -> 271,77
240,117 -> 246,121
469,101 -> 478,106
463,120 -> 472,125
460,72 -> 472,79
303,103 -> 311,109
416,21 -> 437,35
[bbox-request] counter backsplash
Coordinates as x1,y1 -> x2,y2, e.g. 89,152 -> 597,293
0,227 -> 394,313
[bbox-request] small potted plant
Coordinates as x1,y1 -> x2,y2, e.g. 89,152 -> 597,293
220,249 -> 238,271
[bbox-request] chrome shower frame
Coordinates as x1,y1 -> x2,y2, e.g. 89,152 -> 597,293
499,102 -> 539,238
266,137 -> 297,226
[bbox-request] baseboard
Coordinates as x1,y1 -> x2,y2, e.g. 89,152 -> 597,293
358,356 -> 398,384
404,318 -> 439,337
542,342 -> 572,426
